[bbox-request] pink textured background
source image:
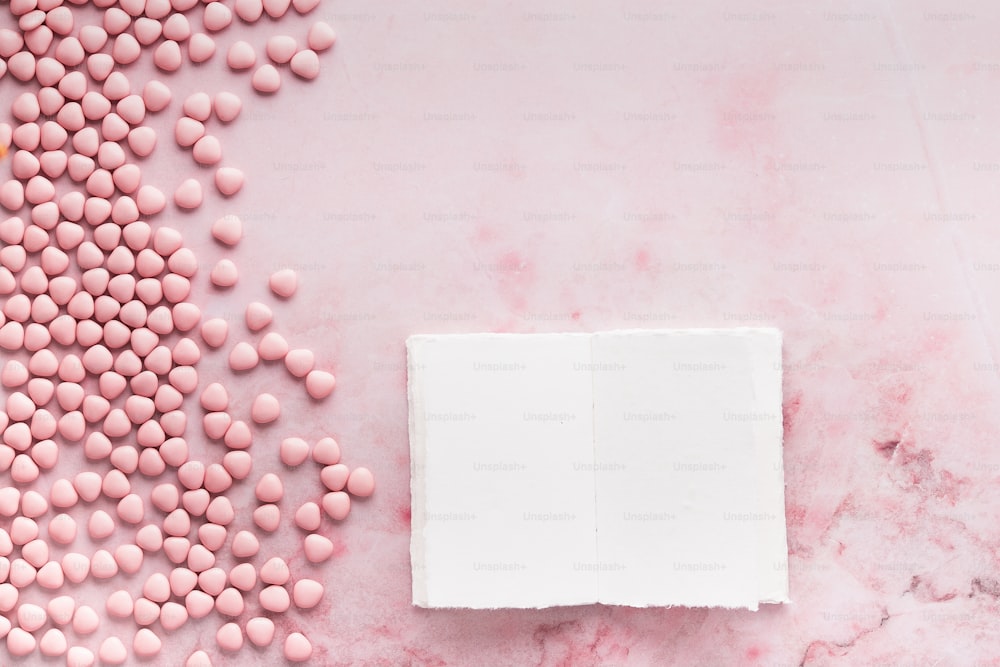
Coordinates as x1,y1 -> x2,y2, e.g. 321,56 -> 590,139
7,0 -> 1000,665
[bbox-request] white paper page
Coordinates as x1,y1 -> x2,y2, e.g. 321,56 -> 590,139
591,330 -> 765,609
746,330 -> 790,604
408,334 -> 598,608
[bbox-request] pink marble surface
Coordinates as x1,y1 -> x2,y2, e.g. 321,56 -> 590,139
5,0 -> 1000,665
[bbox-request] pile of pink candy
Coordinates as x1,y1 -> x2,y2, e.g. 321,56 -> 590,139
0,0 -> 372,663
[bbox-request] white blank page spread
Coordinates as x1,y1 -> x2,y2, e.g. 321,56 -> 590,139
592,330 -> 768,608
408,334 -> 598,608
407,328 -> 788,610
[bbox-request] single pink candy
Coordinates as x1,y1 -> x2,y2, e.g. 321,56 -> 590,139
223,450 -> 252,477
163,508 -> 191,536
116,94 -> 146,124
226,40 -> 255,70
193,135 -> 222,165
213,91 -> 241,122
258,332 -> 289,361
253,504 -> 280,532
127,127 -> 157,157
48,513 -> 77,544
284,632 -> 313,662
285,348 -> 316,377
135,599 -> 161,627
308,21 -> 336,50
187,649 -> 213,666
210,260 -> 238,288
234,0 -> 263,22
215,167 -> 244,196
46,594 -> 74,625
265,35 -> 296,63
231,530 -> 259,558
290,49 -> 320,80
87,53 -> 114,81
201,318 -> 228,348
216,622 -> 243,652
38,627 -> 66,657
71,606 -> 98,635
158,602 -> 186,633
189,32 -> 216,62
192,524 -> 229,551
188,544 -> 215,572
182,92 -> 212,121
322,491 -> 351,520
206,496 -> 234,525
228,562 -> 256,590
304,534 -> 334,563
182,488 -> 210,516
294,502 -> 321,530
135,524 -> 163,552
162,13 -> 191,41
228,342 -> 258,371
280,437 -> 309,466
175,117 -> 205,147
7,627 -> 36,656
185,591 -> 214,619
245,301 -> 272,331
252,64 -> 281,93
321,464 -> 350,492
79,25 -> 108,52
91,549 -> 118,579
269,268 -> 298,297
214,587 -> 243,616
154,39 -> 182,71
17,602 -> 47,631
306,370 -> 336,399
263,0 -> 290,18
170,567 -> 198,597
88,509 -> 114,539
99,637 -> 127,665
203,2 -> 232,31
255,472 -> 283,502
143,80 -> 172,112
115,544 -> 143,573
211,214 -> 242,245
347,467 -> 376,497
293,579 -> 324,609
259,585 -> 290,612
251,393 -> 280,424
106,590 -> 134,618
174,178 -> 203,209
133,17 -> 162,45
245,617 -> 274,647
133,628 -> 162,658
136,184 -> 166,214
200,383 -> 229,411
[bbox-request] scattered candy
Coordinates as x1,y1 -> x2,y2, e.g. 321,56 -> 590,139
0,2 -> 369,662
